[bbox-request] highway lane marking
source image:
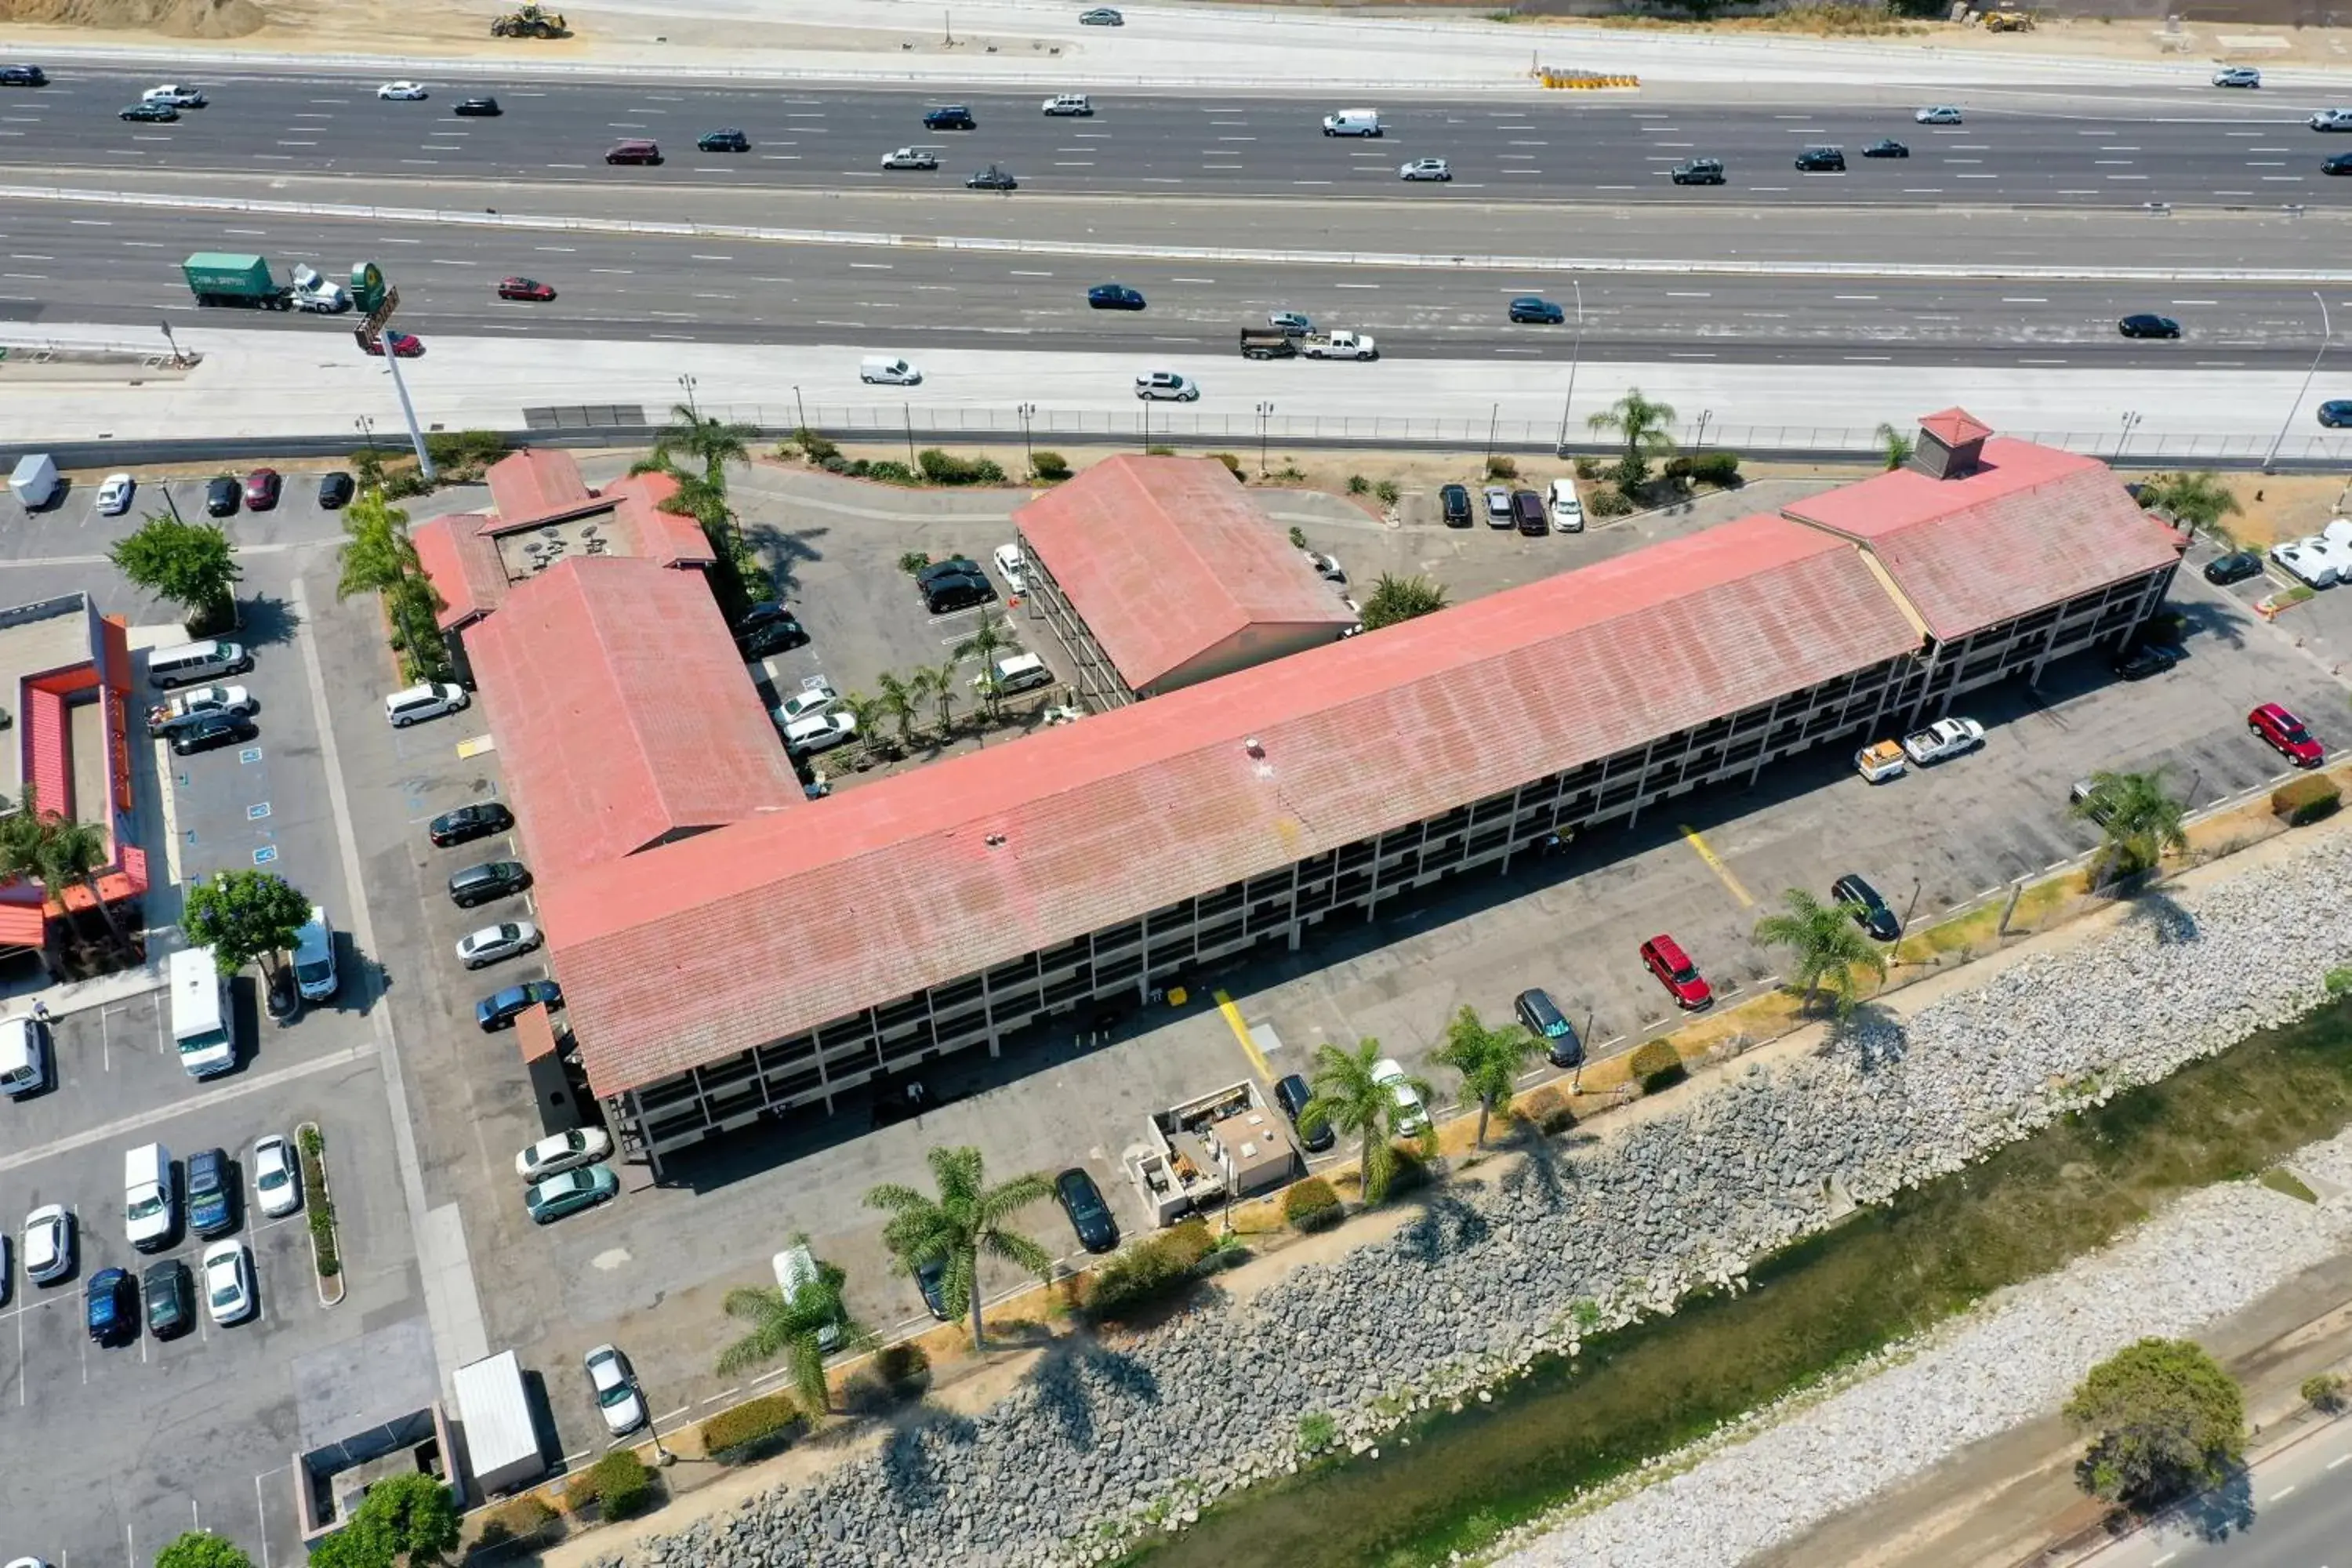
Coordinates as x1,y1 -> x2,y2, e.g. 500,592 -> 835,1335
534,245 -> 575,252
1171,277 -> 1214,284
1217,136 -> 1256,142
2094,159 -> 2135,165
691,253 -> 732,261
1334,281 -> 1378,289
7,254 -> 51,260
2263,175 -> 2307,180
849,261 -> 893,269
2172,298 -> 2218,304
2248,161 -> 2286,166
1666,290 -> 1711,297
1903,187 -> 1944,193
2100,145 -> 2141,151
1054,161 -> 1095,166
589,267 -> 633,274
68,218 -> 111,225
1834,294 -> 1879,300
544,162 -> 587,169
2268,1485 -> 2295,1501
1956,173 -> 1998,178
1008,269 -> 1053,276
2328,1454 -> 2350,1469
1669,351 -> 1715,358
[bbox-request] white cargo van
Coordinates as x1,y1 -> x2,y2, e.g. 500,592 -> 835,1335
169,945 -> 237,1079
1321,108 -> 1381,137
9,452 -> 60,510
292,904 -> 339,1002
860,356 -> 921,386
125,1141 -> 176,1250
147,639 -> 253,689
0,1015 -> 49,1098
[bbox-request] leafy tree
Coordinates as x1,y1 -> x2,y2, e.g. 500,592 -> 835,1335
1752,887 -> 1886,1018
27,789 -> 137,965
953,612 -> 1017,717
110,515 -> 241,629
2065,1338 -> 2245,1507
1587,387 -> 1678,491
311,1472 -> 459,1567
865,1145 -> 1054,1351
2138,471 -> 2242,543
1874,421 -> 1915,471
2071,768 -> 2189,884
1432,1005 -> 1541,1149
157,1533 -> 256,1568
715,1246 -> 851,1411
183,869 -> 314,988
874,671 -> 920,747
1358,572 -> 1450,632
1298,1037 -> 1433,1205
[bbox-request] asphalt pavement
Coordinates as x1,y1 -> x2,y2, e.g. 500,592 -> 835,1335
5,69 -> 2352,209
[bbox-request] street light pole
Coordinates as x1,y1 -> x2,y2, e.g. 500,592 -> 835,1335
793,383 -> 808,434
1554,279 -> 1584,456
678,372 -> 699,422
1256,400 -> 1274,476
2264,289 -> 2332,473
1484,401 -> 1499,469
1018,401 -> 1036,475
2115,410 -> 2143,461
1695,408 -> 1714,452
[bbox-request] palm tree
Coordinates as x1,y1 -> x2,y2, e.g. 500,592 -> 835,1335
650,465 -> 742,556
865,1145 -> 1054,1352
1588,387 -> 1678,491
1299,1037 -> 1432,1204
650,402 -> 756,490
1358,573 -> 1450,632
332,492 -> 421,601
714,1257 -> 849,1412
2072,768 -> 2190,884
836,692 -> 886,761
954,612 -> 1017,717
2138,471 -> 2242,545
1874,421 -> 1915,472
920,658 -> 962,738
1432,1006 -> 1541,1149
874,672 -> 920,748
1752,887 -> 1885,1019
37,812 -> 136,965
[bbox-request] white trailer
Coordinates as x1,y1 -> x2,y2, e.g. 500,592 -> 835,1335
452,1350 -> 544,1500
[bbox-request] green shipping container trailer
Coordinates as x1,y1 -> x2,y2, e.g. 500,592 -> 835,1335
182,252 -> 289,308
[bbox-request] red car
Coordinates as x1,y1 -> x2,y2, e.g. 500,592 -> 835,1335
361,330 -> 425,358
241,467 -> 281,510
1641,935 -> 1713,1009
2249,702 -> 2325,768
496,276 -> 556,302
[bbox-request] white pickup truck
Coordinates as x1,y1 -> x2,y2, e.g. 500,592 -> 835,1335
147,684 -> 256,736
1299,330 -> 1378,361
1900,717 -> 1985,766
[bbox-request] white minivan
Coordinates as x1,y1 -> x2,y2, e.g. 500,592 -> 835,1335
169,945 -> 236,1079
292,904 -> 339,1003
125,1141 -> 176,1250
384,681 -> 468,728
1547,478 -> 1585,534
0,1014 -> 49,1098
860,356 -> 921,386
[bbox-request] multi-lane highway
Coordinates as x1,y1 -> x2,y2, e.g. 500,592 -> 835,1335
9,201 -> 2349,367
7,67 -> 2352,207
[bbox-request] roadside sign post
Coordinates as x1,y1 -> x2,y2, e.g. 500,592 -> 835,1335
349,260 -> 437,484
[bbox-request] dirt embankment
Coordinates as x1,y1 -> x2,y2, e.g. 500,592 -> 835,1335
0,0 -> 267,38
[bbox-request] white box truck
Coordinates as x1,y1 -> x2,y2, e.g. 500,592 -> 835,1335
169,946 -> 238,1079
453,1349 -> 545,1499
9,453 -> 60,510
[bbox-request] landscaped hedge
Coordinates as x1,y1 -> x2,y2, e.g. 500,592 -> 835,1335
2272,774 -> 2341,826
1688,451 -> 1741,485
564,1446 -> 653,1520
699,1393 -> 803,1462
296,1126 -> 339,1277
1586,487 -> 1635,518
1629,1040 -> 1688,1094
1031,450 -> 1072,481
916,448 -> 1007,486
1282,1176 -> 1345,1232
1084,1219 -> 1216,1323
474,1494 -> 557,1548
1517,1085 -> 1577,1134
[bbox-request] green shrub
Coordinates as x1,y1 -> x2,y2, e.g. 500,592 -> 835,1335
1287,524 -> 1308,549
1208,452 -> 1243,478
1347,474 -> 1370,495
877,1339 -> 931,1388
794,427 -> 840,465
862,459 -> 918,485
1518,1085 -> 1576,1134
1086,1219 -> 1216,1323
1030,449 -> 1071,481
699,1393 -> 803,1461
2304,1372 -> 2348,1412
1297,1412 -> 1338,1454
1485,455 -> 1518,480
2328,967 -> 2352,998
567,1446 -> 653,1520
819,454 -> 850,474
1374,478 -> 1402,506
476,1494 -> 557,1548
296,1127 -> 339,1277
1663,455 -> 1695,481
1283,1176 -> 1345,1232
1387,1144 -> 1432,1195
1145,444 -> 1178,457
1689,451 -> 1742,486
1587,488 -> 1636,518
916,448 -> 1007,486
1629,1041 -> 1687,1094
2272,775 -> 2340,826
1573,455 -> 1599,479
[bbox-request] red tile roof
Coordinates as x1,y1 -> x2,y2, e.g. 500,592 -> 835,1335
601,471 -> 715,568
412,514 -> 508,631
1015,456 -> 1359,691
464,556 -> 801,885
485,448 -> 593,526
538,513 -> 1923,1098
1780,437 -> 2183,641
1918,407 -> 1994,448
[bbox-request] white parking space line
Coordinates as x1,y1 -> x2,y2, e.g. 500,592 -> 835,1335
0,1043 -> 373,1175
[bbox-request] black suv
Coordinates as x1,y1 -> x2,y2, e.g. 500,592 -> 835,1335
317,470 -> 354,509
1515,988 -> 1584,1067
1439,483 -> 1473,527
916,557 -> 982,587
1272,1073 -> 1335,1152
0,64 -> 45,86
922,572 -> 993,615
1794,146 -> 1846,172
172,712 -> 257,757
1507,296 -> 1565,325
2203,550 -> 2263,586
739,615 -> 809,657
697,128 -> 750,152
1831,873 -> 1902,942
924,104 -> 976,130
452,96 -> 501,116
448,859 -> 532,908
1054,1167 -> 1120,1254
1669,157 -> 1725,185
205,475 -> 241,516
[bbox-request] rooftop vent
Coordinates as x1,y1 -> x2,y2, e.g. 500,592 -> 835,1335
1910,407 -> 1994,481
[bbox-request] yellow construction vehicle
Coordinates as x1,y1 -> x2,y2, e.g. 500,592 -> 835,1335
490,4 -> 568,38
1982,9 -> 2035,31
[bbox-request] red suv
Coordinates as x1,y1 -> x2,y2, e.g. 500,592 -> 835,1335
496,276 -> 556,302
604,139 -> 662,165
242,467 -> 281,510
1641,935 -> 1713,1009
2249,702 -> 2325,768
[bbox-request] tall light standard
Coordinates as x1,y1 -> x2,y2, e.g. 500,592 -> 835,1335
1256,400 -> 1275,476
677,372 -> 700,421
2115,410 -> 2143,460
793,383 -> 808,434
354,414 -> 376,456
1694,408 -> 1714,452
1018,401 -> 1037,475
2264,289 -> 2332,473
1553,278 -> 1585,456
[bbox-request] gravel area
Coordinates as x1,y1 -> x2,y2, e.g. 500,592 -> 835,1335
594,829 -> 2352,1568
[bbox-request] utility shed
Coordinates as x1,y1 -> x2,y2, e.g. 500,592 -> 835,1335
451,1349 -> 543,1499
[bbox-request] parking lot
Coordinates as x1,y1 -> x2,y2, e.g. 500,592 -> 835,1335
317,459 -> 2335,1481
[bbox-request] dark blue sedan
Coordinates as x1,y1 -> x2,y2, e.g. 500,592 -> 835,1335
1508,296 -> 1566,325
477,978 -> 564,1032
2319,400 -> 2352,427
1087,283 -> 1146,310
87,1267 -> 136,1345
